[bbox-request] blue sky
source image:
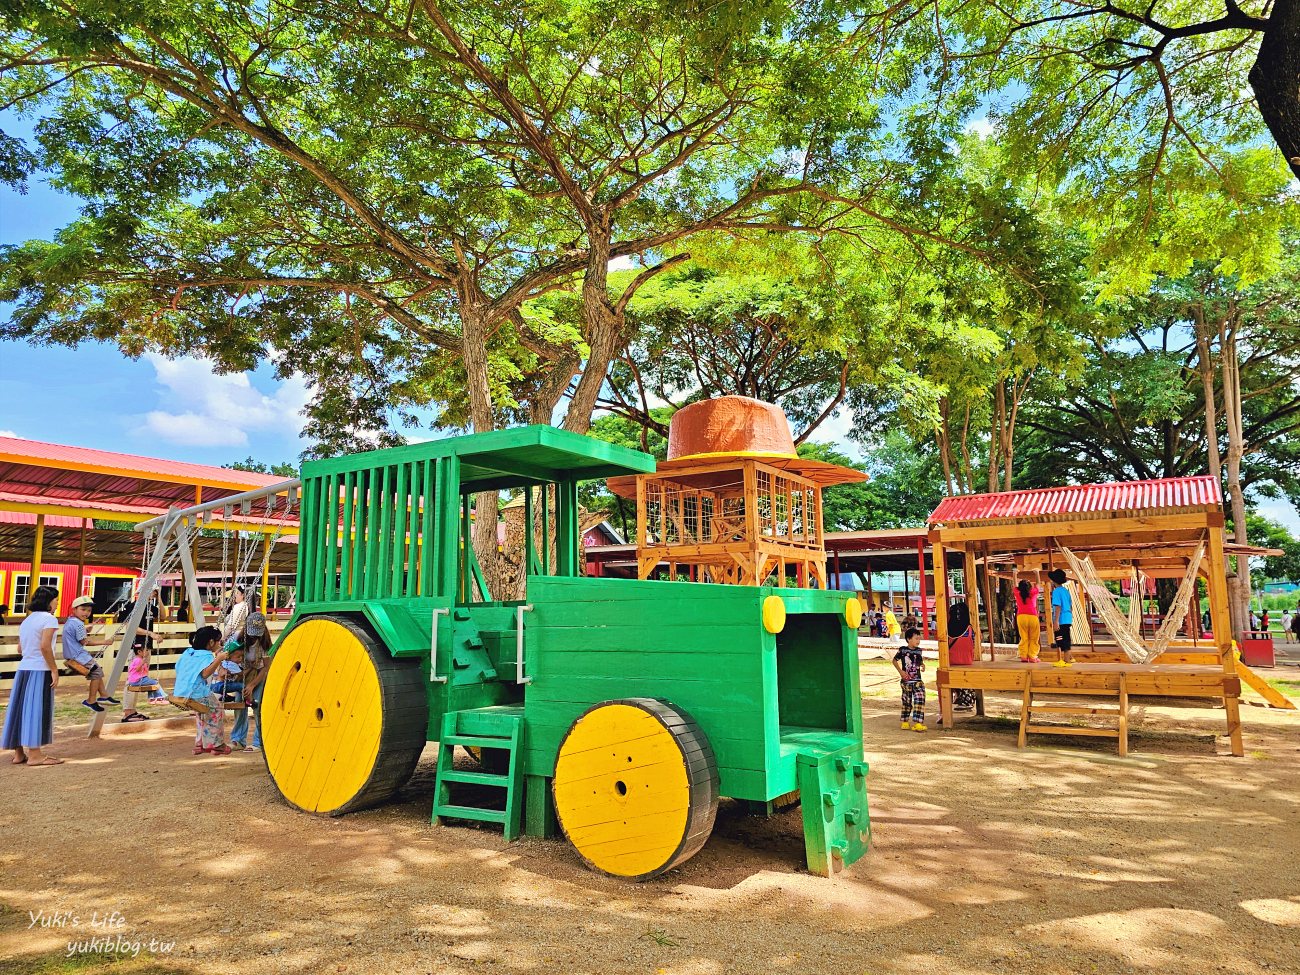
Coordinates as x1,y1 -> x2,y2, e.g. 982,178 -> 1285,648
1,127 -> 1297,531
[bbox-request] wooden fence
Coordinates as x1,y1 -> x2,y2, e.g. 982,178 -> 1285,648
1,620 -> 288,693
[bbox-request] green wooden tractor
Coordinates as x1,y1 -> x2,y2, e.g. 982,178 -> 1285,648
261,426 -> 870,878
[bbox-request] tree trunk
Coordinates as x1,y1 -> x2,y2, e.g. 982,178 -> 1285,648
1193,311 -> 1222,481
1250,0 -> 1300,181
563,217 -> 615,435
1220,318 -> 1252,640
937,398 -> 957,495
988,382 -> 1005,493
458,296 -> 502,600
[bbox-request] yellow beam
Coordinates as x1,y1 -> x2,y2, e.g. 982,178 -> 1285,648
933,513 -> 1210,545
0,499 -> 296,536
30,513 -> 45,593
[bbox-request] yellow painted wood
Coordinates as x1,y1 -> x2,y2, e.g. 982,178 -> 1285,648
262,618 -> 383,814
1235,659 -> 1297,710
762,595 -> 786,634
844,597 -> 863,630
553,704 -> 691,878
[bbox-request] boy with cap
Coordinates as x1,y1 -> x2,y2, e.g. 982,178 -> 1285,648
1049,568 -> 1074,666
62,596 -> 117,712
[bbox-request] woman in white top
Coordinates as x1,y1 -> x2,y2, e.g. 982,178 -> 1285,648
2,585 -> 63,765
220,586 -> 250,646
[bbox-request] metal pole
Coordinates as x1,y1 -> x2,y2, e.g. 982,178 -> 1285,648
135,478 -> 301,530
175,522 -> 207,626
88,510 -> 182,737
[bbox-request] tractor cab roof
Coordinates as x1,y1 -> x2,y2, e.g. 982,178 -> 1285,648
307,425 -> 656,492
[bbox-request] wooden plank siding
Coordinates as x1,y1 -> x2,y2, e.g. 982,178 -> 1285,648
0,619 -> 288,692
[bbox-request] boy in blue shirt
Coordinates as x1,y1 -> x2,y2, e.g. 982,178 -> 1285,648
1049,569 -> 1073,664
62,596 -> 116,712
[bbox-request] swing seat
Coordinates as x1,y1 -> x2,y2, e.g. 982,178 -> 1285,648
168,696 -> 212,716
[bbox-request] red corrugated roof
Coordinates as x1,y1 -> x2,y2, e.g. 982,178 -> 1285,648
929,476 -> 1221,525
0,437 -> 285,487
0,510 -> 83,527
0,436 -> 292,517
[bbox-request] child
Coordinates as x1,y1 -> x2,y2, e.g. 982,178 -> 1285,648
61,596 -> 118,712
172,626 -> 232,755
1014,573 -> 1042,663
892,627 -> 926,732
121,645 -> 168,723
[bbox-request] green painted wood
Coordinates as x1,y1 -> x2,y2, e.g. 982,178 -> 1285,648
323,472 -> 338,601
541,483 -> 549,576
376,465 -> 392,598
437,457 -> 460,600
299,477 -> 318,603
305,424 -> 654,482
796,745 -> 870,877
524,774 -> 557,838
404,461 -> 420,598
524,486 -> 538,577
460,493 -> 470,603
339,471 -> 355,598
433,708 -> 524,840
776,614 -> 848,731
419,459 -> 435,597
352,471 -> 368,601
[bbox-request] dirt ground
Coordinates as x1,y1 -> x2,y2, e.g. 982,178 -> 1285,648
1,674 -> 1298,975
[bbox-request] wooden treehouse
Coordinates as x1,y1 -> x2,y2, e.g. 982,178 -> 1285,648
608,397 -> 866,588
927,476 -> 1277,758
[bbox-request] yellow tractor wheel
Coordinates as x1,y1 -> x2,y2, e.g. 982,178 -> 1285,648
261,615 -> 427,816
553,698 -> 719,881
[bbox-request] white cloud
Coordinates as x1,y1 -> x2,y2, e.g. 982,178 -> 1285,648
0,429 -> 19,439
137,354 -> 311,447
964,117 -> 996,138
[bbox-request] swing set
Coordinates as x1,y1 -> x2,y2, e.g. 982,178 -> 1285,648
86,480 -> 301,737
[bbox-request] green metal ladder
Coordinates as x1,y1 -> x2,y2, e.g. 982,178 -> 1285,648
432,706 -> 525,840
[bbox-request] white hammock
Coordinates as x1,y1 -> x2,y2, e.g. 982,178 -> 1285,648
1057,539 -> 1206,665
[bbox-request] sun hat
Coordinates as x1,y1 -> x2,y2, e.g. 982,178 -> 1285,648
70,596 -> 95,610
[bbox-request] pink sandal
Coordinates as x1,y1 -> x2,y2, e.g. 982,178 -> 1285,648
210,744 -> 232,756
193,745 -> 210,755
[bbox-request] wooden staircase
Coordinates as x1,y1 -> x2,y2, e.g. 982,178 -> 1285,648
1018,673 -> 1130,756
433,705 -> 525,840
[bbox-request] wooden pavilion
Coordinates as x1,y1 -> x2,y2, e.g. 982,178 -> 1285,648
928,476 -> 1252,757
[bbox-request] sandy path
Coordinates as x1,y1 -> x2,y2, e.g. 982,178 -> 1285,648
1,694 -> 1297,975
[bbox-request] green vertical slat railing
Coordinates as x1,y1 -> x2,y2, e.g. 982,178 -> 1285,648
392,462 -> 409,597
364,467 -> 383,599
377,465 -> 394,599
524,485 -> 539,576
441,457 -> 462,599
405,460 -> 421,597
299,477 -> 318,602
420,459 -> 435,596
339,471 -> 355,598
352,470 -> 368,600
460,493 -> 471,603
323,473 -> 339,600
541,482 -> 550,576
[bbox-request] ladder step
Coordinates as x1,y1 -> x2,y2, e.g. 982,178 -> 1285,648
443,733 -> 514,749
439,770 -> 511,788
434,804 -> 508,825
1025,724 -> 1120,737
1030,705 -> 1120,715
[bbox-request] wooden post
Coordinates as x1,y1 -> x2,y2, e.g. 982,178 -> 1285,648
982,542 -> 997,661
963,546 -> 983,651
917,538 -> 929,639
1206,527 -> 1244,757
933,539 -> 952,729
865,559 -> 872,611
833,548 -> 842,590
75,518 -> 88,598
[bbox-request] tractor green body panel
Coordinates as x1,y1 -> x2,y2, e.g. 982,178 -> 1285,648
519,576 -> 863,803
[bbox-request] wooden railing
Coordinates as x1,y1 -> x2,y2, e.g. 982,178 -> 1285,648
0,620 -> 288,692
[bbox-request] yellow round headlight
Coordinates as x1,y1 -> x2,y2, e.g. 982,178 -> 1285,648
844,597 -> 864,630
762,595 -> 787,634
